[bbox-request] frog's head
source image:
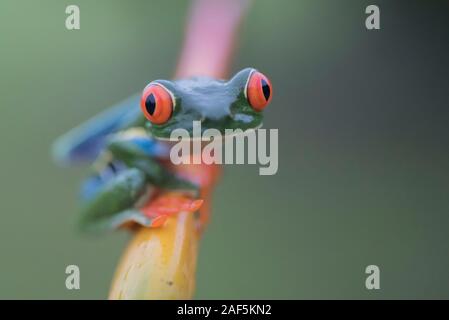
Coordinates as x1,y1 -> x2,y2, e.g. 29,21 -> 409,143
139,68 -> 273,140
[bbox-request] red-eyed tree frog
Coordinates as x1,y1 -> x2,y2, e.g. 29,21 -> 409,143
52,68 -> 272,233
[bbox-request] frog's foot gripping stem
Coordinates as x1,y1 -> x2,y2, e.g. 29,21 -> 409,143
142,192 -> 203,220
79,167 -> 203,233
169,160 -> 222,232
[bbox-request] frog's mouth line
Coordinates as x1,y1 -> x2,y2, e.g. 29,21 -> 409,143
151,123 -> 263,142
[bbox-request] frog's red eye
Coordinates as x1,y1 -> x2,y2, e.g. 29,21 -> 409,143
140,84 -> 174,124
246,71 -> 272,111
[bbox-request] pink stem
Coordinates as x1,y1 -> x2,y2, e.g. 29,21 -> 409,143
175,0 -> 251,79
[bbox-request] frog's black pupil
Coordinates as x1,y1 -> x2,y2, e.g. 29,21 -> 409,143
261,79 -> 271,101
145,93 -> 156,116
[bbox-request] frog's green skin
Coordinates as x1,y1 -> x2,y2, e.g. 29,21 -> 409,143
53,68 -> 266,233
148,68 -> 262,138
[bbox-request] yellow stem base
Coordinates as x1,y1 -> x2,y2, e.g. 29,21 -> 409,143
109,212 -> 199,299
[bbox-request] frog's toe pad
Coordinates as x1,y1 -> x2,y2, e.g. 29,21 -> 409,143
150,215 -> 169,228
142,193 -> 203,218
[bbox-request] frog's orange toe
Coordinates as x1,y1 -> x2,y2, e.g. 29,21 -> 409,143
142,193 -> 204,219
150,215 -> 168,228
184,199 -> 204,212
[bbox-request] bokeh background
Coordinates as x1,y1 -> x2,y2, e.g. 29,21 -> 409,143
0,0 -> 448,299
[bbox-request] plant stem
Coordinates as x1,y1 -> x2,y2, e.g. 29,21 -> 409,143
109,0 -> 250,299
109,212 -> 198,299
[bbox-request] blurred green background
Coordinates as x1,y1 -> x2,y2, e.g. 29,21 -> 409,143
0,0 -> 448,299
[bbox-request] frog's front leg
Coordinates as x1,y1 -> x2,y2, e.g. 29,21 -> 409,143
101,129 -> 196,191
79,167 -> 167,233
